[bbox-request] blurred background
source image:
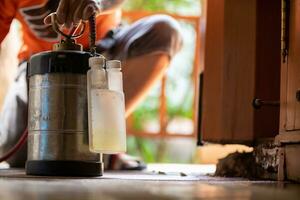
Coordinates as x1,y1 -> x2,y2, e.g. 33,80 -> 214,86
124,0 -> 201,163
0,0 -> 251,166
123,0 -> 252,164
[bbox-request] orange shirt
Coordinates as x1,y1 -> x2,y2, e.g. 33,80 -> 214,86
0,0 -> 121,61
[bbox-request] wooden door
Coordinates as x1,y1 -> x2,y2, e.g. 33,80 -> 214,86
282,0 -> 300,131
277,0 -> 300,183
200,0 -> 281,144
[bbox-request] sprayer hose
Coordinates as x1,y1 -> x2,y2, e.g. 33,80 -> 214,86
0,128 -> 28,163
89,13 -> 97,55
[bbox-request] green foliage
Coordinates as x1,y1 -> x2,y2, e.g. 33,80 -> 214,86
127,137 -> 156,162
124,0 -> 201,15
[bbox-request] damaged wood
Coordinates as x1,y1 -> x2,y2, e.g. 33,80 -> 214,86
253,141 -> 280,176
215,141 -> 280,180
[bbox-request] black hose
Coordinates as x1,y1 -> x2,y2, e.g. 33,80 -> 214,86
89,13 -> 97,56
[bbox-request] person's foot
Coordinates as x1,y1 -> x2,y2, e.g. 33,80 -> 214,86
105,153 -> 147,170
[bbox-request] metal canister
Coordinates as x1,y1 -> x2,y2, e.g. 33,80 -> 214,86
26,50 -> 103,176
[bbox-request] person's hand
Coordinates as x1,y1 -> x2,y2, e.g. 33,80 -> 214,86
44,0 -> 100,28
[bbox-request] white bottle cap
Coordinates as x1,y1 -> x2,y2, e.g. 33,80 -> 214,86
106,60 -> 121,69
89,55 -> 106,68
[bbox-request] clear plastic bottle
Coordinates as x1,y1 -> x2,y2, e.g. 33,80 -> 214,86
87,57 -> 126,154
87,56 -> 107,90
106,60 -> 123,92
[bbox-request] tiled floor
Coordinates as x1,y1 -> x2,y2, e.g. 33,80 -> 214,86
0,165 -> 299,200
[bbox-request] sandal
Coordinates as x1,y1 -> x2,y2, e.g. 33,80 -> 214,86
105,153 -> 147,171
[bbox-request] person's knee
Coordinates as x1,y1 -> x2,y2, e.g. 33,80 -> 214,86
125,15 -> 183,59
150,15 -> 183,55
150,15 -> 181,34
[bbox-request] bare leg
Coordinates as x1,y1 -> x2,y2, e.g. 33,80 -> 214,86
105,53 -> 170,170
123,52 -> 170,117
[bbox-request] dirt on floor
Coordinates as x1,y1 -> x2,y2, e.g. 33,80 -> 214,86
215,151 -> 277,180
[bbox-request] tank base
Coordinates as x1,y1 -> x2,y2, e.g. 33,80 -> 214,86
26,160 -> 103,177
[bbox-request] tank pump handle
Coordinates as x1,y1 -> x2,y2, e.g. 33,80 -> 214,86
50,12 -> 97,55
50,13 -> 86,40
